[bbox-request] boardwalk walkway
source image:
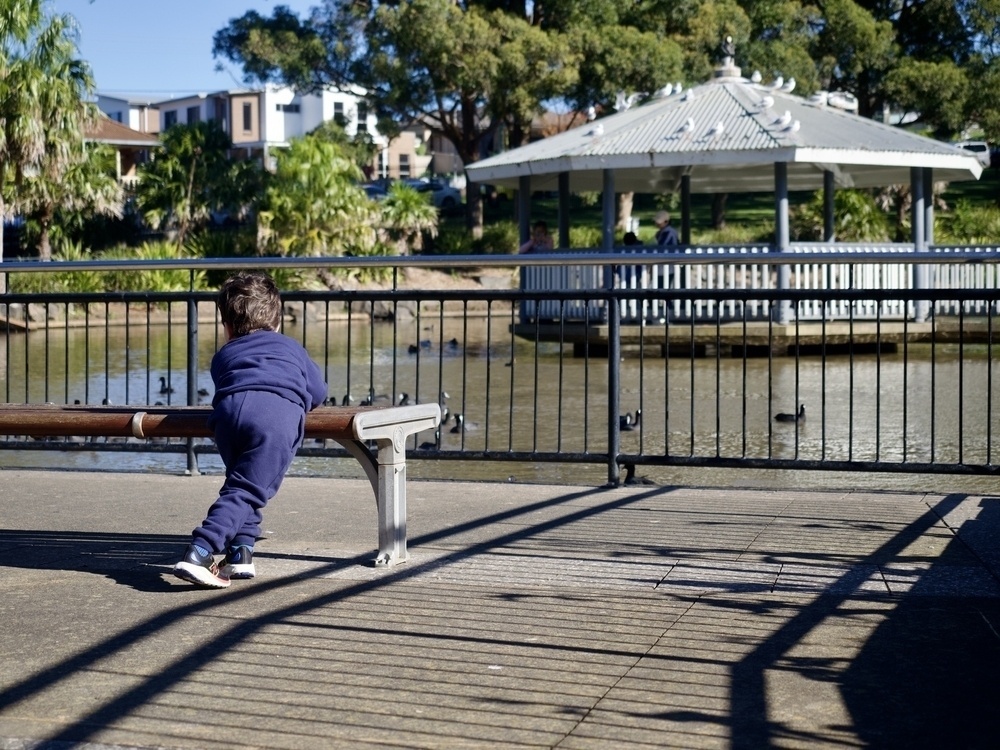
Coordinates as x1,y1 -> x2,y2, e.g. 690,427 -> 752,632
2,470 -> 999,749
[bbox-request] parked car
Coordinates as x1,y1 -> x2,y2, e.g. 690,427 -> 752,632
955,140 -> 992,168
363,183 -> 388,201
402,179 -> 463,208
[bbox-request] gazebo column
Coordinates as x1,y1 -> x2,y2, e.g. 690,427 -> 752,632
518,174 -> 531,247
823,170 -> 835,242
681,174 -> 692,244
923,168 -> 934,245
518,174 -> 531,324
911,167 -> 929,322
602,168 -> 621,486
558,171 -> 570,249
775,162 -> 791,324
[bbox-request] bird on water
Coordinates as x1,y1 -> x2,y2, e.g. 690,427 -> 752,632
774,404 -> 805,423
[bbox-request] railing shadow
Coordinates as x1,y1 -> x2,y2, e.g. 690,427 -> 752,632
3,487 -> 1000,747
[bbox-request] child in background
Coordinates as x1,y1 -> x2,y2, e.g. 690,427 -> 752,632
174,271 -> 328,588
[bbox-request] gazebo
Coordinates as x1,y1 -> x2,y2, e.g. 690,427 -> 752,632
465,58 -> 983,253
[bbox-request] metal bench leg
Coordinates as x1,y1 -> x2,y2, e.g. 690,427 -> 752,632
337,437 -> 408,567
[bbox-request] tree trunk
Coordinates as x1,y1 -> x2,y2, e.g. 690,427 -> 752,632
617,192 -> 634,233
37,208 -> 54,261
712,193 -> 728,230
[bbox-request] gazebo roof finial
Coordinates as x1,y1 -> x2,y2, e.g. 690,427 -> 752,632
715,35 -> 742,80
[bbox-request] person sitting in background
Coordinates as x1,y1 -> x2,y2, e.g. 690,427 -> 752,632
622,231 -> 641,246
519,220 -> 554,254
654,211 -> 679,247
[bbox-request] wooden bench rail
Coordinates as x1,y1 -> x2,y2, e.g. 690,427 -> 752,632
0,403 -> 441,567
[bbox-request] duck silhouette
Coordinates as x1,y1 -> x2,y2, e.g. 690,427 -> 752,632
158,376 -> 175,395
774,404 -> 805,423
450,413 -> 478,434
620,409 -> 642,432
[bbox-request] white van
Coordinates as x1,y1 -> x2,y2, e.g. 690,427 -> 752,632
955,140 -> 991,168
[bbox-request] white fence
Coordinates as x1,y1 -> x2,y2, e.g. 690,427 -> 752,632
521,244 -> 1000,323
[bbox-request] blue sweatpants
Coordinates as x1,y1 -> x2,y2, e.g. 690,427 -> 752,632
192,390 -> 305,553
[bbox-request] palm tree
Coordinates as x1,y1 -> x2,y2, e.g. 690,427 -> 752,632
378,182 -> 439,254
258,134 -> 376,256
19,143 -> 123,260
0,2 -> 95,271
136,121 -> 234,248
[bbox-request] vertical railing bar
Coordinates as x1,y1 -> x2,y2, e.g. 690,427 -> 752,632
821,299 -> 827,461
988,309 -> 993,466
367,300 -> 375,406
43,304 -> 51,403
557,299 -> 566,452
84,304 -> 90,404
741,303 -> 748,458
104,301 -> 111,405
875,304 -> 882,462
462,300 -> 471,451
848,297 -> 854,462
663,311 -> 670,458
687,314 -> 695,457
767,303 -> 774,460
505,299 -> 515,453
390,296 -> 398,406
483,299 -> 494,451
532,302 -> 542,453
930,308 -> 937,462
145,301 -> 152,404
958,306 -> 965,465
344,300 -> 353,404
583,294 -> 590,454
714,306 -> 721,458
793,300 -> 800,461
63,302 -> 70,404
124,301 -> 131,405
902,308 -> 909,463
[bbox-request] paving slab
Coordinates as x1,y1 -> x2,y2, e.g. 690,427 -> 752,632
1,470 -> 1000,749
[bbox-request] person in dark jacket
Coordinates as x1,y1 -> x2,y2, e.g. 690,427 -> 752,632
654,211 -> 679,247
173,271 -> 328,588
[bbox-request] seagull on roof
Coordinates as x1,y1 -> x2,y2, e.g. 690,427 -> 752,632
768,75 -> 784,90
588,122 -> 604,137
759,95 -> 774,110
674,81 -> 683,94
782,119 -> 801,133
708,121 -> 725,139
781,77 -> 796,93
586,105 -> 597,121
773,110 -> 792,128
678,117 -> 695,135
653,84 -> 674,99
751,70 -> 762,84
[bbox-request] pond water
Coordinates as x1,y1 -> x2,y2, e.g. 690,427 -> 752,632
2,314 -> 998,496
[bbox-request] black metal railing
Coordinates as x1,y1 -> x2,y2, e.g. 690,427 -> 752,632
2,253 -> 999,485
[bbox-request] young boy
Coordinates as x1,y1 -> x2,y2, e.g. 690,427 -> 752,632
173,271 -> 328,588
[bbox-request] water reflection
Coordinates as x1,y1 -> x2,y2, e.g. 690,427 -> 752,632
3,314 -> 999,493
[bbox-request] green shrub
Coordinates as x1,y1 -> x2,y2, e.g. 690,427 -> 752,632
791,190 -> 890,242
475,221 -> 520,254
429,224 -> 474,255
569,225 -> 603,249
938,200 -> 1000,244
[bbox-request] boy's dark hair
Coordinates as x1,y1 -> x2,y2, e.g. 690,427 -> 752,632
217,272 -> 282,336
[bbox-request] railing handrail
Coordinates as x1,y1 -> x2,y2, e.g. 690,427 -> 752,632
3,244 -> 1000,277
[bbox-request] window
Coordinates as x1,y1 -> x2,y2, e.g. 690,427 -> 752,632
399,153 -> 410,178
357,102 -> 368,132
276,103 -> 300,113
111,111 -> 123,123
333,101 -> 345,126
242,102 -> 252,132
164,110 -> 177,128
186,106 -> 200,124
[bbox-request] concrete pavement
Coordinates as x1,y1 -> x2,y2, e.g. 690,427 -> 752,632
1,469 -> 1000,749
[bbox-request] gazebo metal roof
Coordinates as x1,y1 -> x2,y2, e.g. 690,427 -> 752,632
466,71 -> 983,193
